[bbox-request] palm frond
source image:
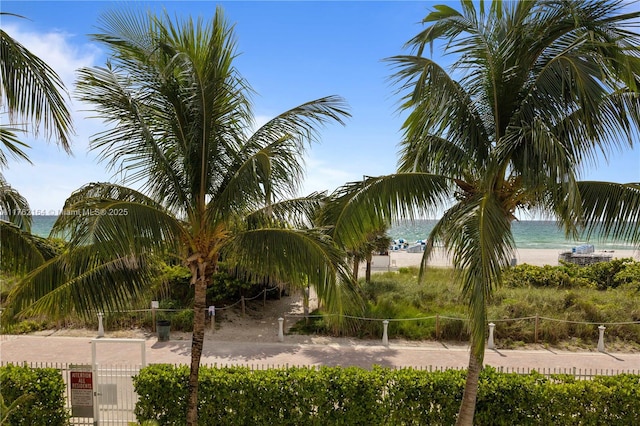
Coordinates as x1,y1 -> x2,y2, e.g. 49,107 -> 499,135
243,192 -> 327,230
0,220 -> 58,276
52,182 -> 186,255
0,125 -> 31,167
388,55 -> 490,173
3,247 -> 158,322
442,194 -> 514,360
578,181 -> 640,247
0,174 -> 31,230
325,174 -> 453,249
0,27 -> 73,151
214,96 -> 350,215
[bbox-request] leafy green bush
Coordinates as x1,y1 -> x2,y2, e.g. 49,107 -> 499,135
133,365 -> 640,425
579,258 -> 632,290
169,309 -> 194,331
503,259 -> 638,290
0,364 -> 69,425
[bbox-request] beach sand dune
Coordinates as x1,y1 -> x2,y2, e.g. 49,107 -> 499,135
375,248 -> 639,269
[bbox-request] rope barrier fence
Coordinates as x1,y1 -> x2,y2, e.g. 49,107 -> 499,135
90,289 -> 640,352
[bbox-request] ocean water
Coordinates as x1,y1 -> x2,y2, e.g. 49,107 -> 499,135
390,220 -> 634,251
26,216 -> 635,251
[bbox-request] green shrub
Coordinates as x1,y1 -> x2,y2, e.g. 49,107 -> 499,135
503,259 -> 639,290
3,319 -> 49,334
503,264 -> 575,288
170,309 -> 194,331
580,258 -> 632,290
0,364 -> 69,425
133,365 -> 640,425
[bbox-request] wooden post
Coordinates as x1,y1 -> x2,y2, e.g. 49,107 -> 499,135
534,314 -> 539,344
304,287 -> 310,325
263,287 -> 267,307
435,314 -> 440,340
241,296 -> 245,316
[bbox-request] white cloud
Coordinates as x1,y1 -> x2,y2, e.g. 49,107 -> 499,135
3,23 -> 101,90
300,156 -> 358,196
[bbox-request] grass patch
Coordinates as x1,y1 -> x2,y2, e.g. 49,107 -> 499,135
292,263 -> 640,349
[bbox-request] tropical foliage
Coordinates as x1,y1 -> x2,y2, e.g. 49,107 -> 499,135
327,1 -> 640,424
0,13 -> 73,278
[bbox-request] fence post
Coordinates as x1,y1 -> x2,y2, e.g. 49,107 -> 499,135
263,288 -> 267,307
304,287 -> 310,325
241,296 -> 245,316
97,312 -> 104,338
435,314 -> 440,340
597,325 -> 606,352
209,306 -> 215,332
382,320 -> 389,347
534,314 -> 539,344
151,300 -> 159,332
488,322 -> 495,349
278,317 -> 284,342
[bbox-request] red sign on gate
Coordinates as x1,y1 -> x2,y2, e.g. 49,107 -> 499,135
70,366 -> 93,418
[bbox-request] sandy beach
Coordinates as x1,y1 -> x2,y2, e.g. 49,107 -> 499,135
378,247 -> 639,269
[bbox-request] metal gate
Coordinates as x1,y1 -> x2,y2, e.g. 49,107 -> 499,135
88,338 -> 146,425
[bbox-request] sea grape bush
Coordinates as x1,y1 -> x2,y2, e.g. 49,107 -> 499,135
133,365 -> 640,425
503,258 -> 638,290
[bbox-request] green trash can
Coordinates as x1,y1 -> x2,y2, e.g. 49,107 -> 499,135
157,320 -> 171,342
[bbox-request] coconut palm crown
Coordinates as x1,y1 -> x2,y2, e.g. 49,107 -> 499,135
328,1 -> 640,424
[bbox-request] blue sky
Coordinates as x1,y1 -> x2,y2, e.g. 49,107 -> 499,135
2,1 -> 639,214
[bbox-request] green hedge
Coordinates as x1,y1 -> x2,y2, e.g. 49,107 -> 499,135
503,259 -> 640,290
0,364 -> 69,425
133,365 -> 640,425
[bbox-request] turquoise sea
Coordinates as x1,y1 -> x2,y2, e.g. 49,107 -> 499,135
27,216 -> 634,251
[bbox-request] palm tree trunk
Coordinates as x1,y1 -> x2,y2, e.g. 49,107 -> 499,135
352,257 -> 359,280
186,274 -> 207,425
365,253 -> 372,284
456,350 -> 482,426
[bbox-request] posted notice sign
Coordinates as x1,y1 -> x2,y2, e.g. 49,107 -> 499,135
70,365 -> 94,418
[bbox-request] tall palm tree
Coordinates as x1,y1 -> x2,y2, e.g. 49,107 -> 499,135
330,1 -> 640,424
3,7 -> 351,424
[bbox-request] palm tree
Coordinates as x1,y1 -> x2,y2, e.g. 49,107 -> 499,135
330,1 -> 640,424
3,8 -> 351,425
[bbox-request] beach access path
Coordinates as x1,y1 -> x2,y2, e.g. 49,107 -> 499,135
1,333 -> 638,374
